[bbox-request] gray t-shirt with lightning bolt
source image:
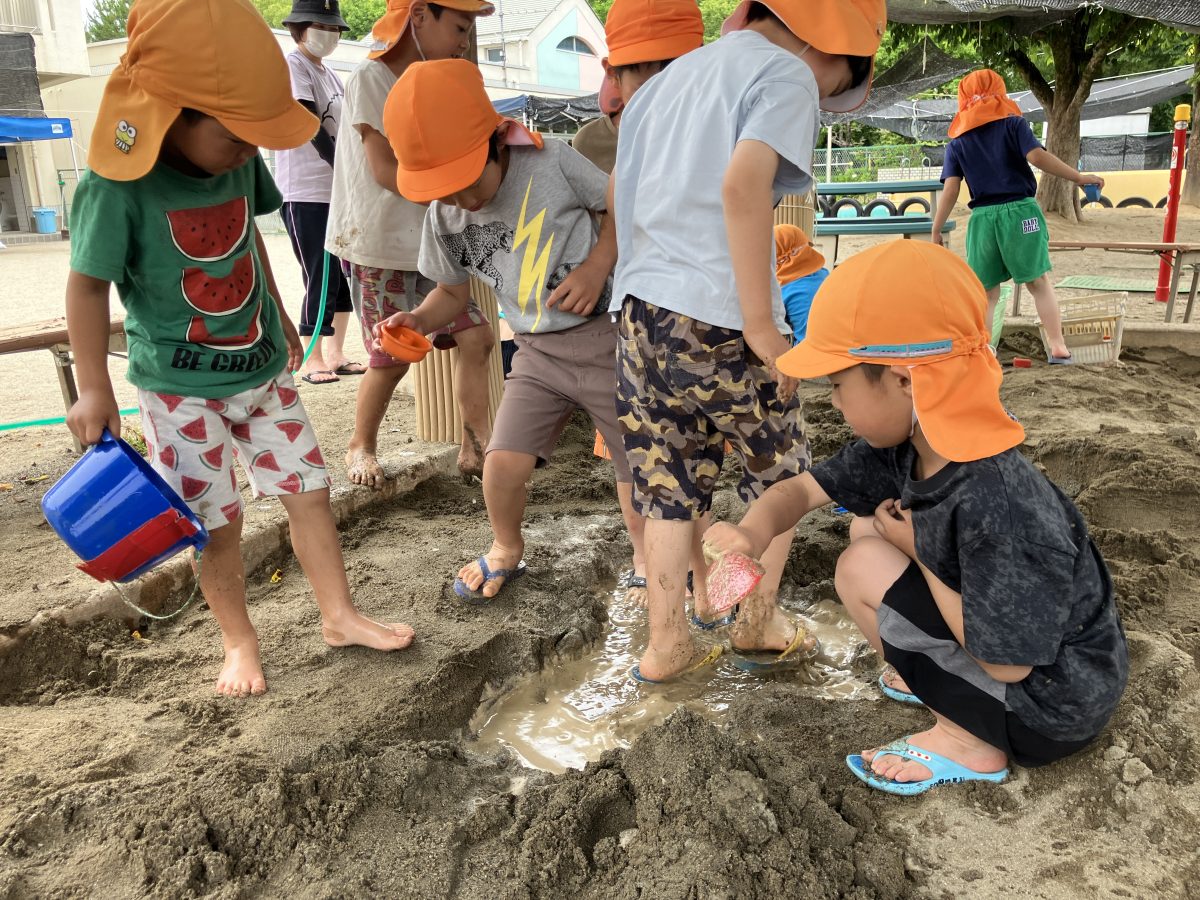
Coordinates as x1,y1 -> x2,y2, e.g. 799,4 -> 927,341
418,141 -> 611,334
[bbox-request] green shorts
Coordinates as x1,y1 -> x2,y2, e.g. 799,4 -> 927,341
966,197 -> 1052,290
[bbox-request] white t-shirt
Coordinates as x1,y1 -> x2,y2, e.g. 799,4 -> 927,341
275,50 -> 344,204
611,30 -> 820,332
324,58 -> 426,269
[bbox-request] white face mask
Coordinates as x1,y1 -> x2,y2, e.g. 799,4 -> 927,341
304,28 -> 340,58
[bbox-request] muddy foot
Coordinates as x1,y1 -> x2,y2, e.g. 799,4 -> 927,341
732,612 -> 817,657
624,567 -> 648,609
458,425 -> 486,481
322,612 -> 415,651
216,642 -> 267,697
456,541 -> 524,599
635,640 -> 719,682
345,448 -> 386,490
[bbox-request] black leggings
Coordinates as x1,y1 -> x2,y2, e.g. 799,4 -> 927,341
281,201 -> 352,337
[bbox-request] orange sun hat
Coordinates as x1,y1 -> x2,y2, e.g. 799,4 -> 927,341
384,59 -> 542,203
599,0 -> 704,114
368,0 -> 495,59
89,0 -> 317,182
948,69 -> 1025,139
722,0 -> 886,113
778,241 -> 1025,463
774,224 -> 825,285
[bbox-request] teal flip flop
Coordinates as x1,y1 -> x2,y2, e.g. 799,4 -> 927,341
846,737 -> 1009,796
878,670 -> 924,706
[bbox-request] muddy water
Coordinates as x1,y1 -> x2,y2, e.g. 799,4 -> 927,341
471,584 -> 873,773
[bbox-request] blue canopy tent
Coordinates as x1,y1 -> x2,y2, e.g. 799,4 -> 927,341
0,116 -> 81,235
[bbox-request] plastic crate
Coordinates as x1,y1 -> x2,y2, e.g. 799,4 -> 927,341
1038,292 -> 1126,365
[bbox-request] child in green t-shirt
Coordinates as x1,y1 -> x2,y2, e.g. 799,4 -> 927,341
65,0 -> 414,698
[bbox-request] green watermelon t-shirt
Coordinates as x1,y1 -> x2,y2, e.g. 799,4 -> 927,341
70,155 -> 287,399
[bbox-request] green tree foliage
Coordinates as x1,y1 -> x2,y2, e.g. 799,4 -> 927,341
251,0 -> 385,41
85,0 -> 133,42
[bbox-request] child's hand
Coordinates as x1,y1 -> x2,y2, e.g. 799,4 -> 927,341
743,323 -> 798,404
873,498 -> 916,560
280,313 -> 304,372
702,522 -> 763,561
67,389 -> 121,446
1077,173 -> 1105,188
371,311 -> 423,352
546,262 -> 605,316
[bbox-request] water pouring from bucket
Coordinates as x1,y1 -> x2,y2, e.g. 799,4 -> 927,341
40,430 -> 209,617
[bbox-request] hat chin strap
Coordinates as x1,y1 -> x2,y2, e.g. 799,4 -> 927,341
410,18 -> 427,61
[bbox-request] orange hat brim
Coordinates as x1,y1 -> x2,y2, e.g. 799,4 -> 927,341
223,101 -> 318,152
367,6 -> 411,59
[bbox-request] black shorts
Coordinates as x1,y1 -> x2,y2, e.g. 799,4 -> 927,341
878,563 -> 1094,768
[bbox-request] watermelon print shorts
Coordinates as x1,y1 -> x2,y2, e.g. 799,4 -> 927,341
349,265 -> 488,369
138,372 -> 331,529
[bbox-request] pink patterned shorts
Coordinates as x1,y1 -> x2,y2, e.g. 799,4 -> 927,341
138,372 -> 331,529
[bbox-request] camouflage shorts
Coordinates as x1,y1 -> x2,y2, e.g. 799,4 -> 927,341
616,296 -> 811,520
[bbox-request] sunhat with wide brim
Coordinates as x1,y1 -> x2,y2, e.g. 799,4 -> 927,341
778,240 -> 1025,463
721,0 -> 886,113
384,58 -> 542,203
90,0 -> 317,182
282,0 -> 350,31
367,0 -> 495,60
948,69 -> 1025,139
598,0 -> 704,115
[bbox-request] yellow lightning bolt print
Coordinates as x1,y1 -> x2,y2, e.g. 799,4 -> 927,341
514,176 -> 555,332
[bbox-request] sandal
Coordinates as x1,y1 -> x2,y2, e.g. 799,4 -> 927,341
453,556 -> 528,605
846,736 -> 1009,796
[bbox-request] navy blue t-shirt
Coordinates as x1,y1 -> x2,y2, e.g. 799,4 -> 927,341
942,116 -> 1043,208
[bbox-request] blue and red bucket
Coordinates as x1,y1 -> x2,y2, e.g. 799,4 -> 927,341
41,430 -> 209,583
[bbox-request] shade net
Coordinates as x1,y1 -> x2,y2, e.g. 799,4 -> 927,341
823,41 -> 975,126
889,0 -> 1200,33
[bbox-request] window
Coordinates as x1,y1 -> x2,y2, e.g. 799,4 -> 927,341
486,46 -> 505,63
556,36 -> 595,56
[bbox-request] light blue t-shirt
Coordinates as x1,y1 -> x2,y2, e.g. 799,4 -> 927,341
610,30 -> 820,331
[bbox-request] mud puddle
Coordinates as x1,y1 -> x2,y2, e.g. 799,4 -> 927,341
471,581 -> 872,773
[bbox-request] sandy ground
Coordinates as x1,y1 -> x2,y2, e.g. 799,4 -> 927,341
0,209 -> 1198,897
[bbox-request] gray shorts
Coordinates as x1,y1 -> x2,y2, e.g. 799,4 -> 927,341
489,315 -> 632,482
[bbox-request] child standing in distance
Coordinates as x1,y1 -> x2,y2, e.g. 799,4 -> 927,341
65,0 -> 414,698
706,241 -> 1128,795
774,223 -> 829,344
276,0 -> 358,386
572,0 -> 705,612
378,60 -> 630,603
930,69 -> 1104,364
325,0 -> 496,486
610,0 -> 886,682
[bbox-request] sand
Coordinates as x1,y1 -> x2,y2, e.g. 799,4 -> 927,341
1,208 -> 1199,898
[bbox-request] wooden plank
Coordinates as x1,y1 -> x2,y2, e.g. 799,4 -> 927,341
0,317 -> 124,355
1048,241 -> 1200,252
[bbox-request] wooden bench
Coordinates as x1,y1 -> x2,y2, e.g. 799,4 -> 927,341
813,216 -> 956,266
1013,241 -> 1199,324
0,317 -> 127,450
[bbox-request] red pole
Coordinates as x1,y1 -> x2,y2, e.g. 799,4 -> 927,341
1155,104 -> 1191,303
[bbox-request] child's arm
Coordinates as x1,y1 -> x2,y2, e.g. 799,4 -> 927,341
723,140 -> 796,401
357,124 -> 401,196
546,208 -> 617,316
931,177 -> 962,247
705,471 -> 832,559
255,228 -> 303,373
1026,147 -> 1104,190
65,272 -> 121,445
375,281 -> 471,348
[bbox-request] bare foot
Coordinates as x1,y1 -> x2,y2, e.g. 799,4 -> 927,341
624,566 -> 648,609
345,447 -> 386,490
458,424 -> 486,480
1049,342 -> 1071,360
322,611 -> 415,650
456,541 -> 523,599
731,608 -> 817,656
216,642 -> 267,697
862,724 -> 1008,784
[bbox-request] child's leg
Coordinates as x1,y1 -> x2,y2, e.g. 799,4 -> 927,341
1024,273 -> 1070,358
729,530 -> 816,655
345,265 -> 410,489
444,320 -> 495,479
455,449 -> 537,597
278,488 -> 414,650
199,516 -> 266,697
985,284 -> 1003,338
642,517 -> 700,676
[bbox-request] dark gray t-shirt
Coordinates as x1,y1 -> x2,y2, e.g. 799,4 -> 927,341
812,441 -> 1128,742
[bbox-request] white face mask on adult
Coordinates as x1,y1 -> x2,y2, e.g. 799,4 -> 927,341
304,28 -> 340,58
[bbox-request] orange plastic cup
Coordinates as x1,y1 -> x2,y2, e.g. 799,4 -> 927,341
379,323 -> 432,363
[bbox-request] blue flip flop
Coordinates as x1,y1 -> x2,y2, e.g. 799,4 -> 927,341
631,644 -> 723,684
690,604 -> 739,631
453,557 -> 527,605
878,670 -> 924,706
1047,354 -> 1073,365
729,622 -> 819,673
846,737 -> 1009,796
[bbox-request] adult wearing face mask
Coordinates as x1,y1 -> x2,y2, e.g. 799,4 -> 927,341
277,0 -> 362,385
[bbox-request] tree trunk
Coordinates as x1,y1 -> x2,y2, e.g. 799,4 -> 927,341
1038,98 -> 1085,223
1181,42 -> 1200,209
